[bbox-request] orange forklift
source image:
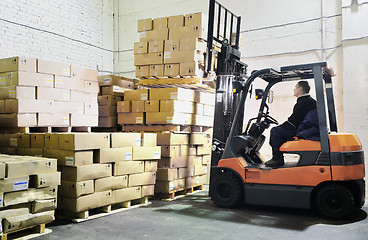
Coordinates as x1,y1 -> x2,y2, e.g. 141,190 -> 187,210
206,0 -> 365,219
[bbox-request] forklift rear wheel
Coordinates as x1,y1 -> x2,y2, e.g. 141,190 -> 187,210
210,172 -> 243,208
315,183 -> 355,219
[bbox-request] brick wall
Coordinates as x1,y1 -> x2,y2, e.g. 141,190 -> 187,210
0,0 -> 112,72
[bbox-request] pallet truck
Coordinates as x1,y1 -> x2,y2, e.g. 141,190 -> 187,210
206,0 -> 365,219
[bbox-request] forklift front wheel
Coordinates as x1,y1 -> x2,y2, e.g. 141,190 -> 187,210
210,172 -> 243,208
315,183 -> 355,219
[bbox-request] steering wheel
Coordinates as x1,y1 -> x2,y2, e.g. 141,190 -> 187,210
264,114 -> 279,125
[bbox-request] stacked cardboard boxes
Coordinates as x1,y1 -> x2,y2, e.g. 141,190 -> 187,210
0,57 -> 98,127
0,154 -> 60,234
134,12 -> 207,78
97,75 -> 135,128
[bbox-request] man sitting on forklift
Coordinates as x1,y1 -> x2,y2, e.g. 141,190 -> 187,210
265,81 -> 317,167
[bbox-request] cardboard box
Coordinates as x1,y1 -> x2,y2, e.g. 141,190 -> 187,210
62,190 -> 112,213
186,175 -> 206,187
0,86 -> 35,100
185,12 -> 206,27
149,65 -> 164,77
134,52 -> 163,66
169,26 -> 206,40
2,210 -> 55,234
99,106 -> 117,117
135,66 -> 150,78
59,180 -> 94,197
124,89 -> 149,101
203,104 -> 215,116
193,114 -> 214,127
31,199 -> 57,213
30,133 -> 45,148
168,15 -> 184,28
153,17 -> 168,30
197,143 -> 212,155
164,39 -> 180,52
190,133 -> 211,145
71,66 -> 98,81
111,133 -> 141,148
98,75 -> 134,88
37,87 -> 70,101
113,187 -> 141,203
37,59 -> 71,77
101,85 -> 127,97
144,160 -> 157,172
131,101 -> 145,113
61,164 -> 112,182
160,99 -> 195,113
148,40 -> 164,53
0,99 -> 4,113
155,179 -> 185,193
164,50 -> 204,64
16,148 -> 43,157
0,71 -> 54,87
138,18 -> 152,32
142,185 -> 155,197
98,116 -> 117,128
180,61 -> 204,76
128,172 -> 156,187
177,167 -> 188,178
146,112 -> 192,125
117,101 -> 131,113
3,186 -> 57,206
195,103 -> 204,114
0,176 -> 29,193
141,133 -> 157,147
118,112 -> 145,124
69,91 -> 97,103
203,154 -> 211,165
17,133 -> 31,148
149,87 -> 195,101
161,145 -> 189,158
5,99 -> 53,113
113,161 -> 144,176
156,168 -> 177,181
180,37 -> 206,51
144,100 -> 159,112
0,113 -> 36,127
132,146 -> 161,160
94,175 -> 128,192
164,64 -> 180,77
157,133 -> 189,145
134,42 -> 148,54
0,57 -> 36,73
0,134 -> 17,148
158,156 -> 188,168
84,102 -> 98,115
98,95 -> 122,106
29,172 -> 61,188
53,101 -> 84,115
194,91 -> 215,105
94,147 -> 133,163
70,114 -> 99,127
58,133 -> 110,151
0,162 -> 5,179
0,208 -> 32,218
140,29 -> 169,42
55,76 -> 84,91
3,157 -> 57,178
194,164 -> 206,176
44,149 -> 93,166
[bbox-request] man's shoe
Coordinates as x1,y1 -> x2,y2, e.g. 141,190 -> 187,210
265,159 -> 284,167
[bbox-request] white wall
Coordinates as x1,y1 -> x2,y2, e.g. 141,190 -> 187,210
0,0 -> 114,73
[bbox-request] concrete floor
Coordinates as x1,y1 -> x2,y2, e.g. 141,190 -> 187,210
37,187 -> 368,240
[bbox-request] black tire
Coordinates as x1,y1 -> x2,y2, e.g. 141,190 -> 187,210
315,184 -> 355,219
210,172 -> 243,208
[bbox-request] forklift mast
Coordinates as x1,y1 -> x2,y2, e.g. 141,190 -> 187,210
206,0 -> 248,167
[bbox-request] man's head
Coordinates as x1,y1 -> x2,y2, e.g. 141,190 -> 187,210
294,81 -> 310,97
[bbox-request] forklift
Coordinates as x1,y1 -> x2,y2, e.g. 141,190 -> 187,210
206,0 -> 365,219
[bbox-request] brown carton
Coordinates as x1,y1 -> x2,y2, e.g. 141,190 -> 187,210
144,100 -> 159,112
141,133 -> 157,147
0,99 -> 4,113
177,167 -> 188,178
5,99 -> 53,113
148,40 -> 164,53
190,133 -> 211,145
195,103 -> 204,114
194,164 -> 206,176
0,176 -> 29,193
160,100 -> 195,113
117,101 -> 131,112
17,133 -> 31,148
30,133 -> 45,148
164,39 -> 180,52
59,180 -> 94,198
197,143 -> 212,155
98,75 -> 134,88
203,104 -> 215,116
149,65 -> 164,77
71,66 -> 98,81
98,116 -> 117,128
180,61 -> 204,76
132,146 -> 161,160
203,154 -> 211,165
134,42 -> 148,54
134,53 -> 163,66
69,114 -> 98,127
193,114 -> 214,127
146,112 -> 192,125
0,134 -> 17,148
194,91 -> 215,105
186,175 -> 206,187
157,133 -> 189,145
101,85 -> 126,96
29,172 -> 61,188
94,175 -> 128,192
44,133 -> 58,149
113,161 -> 144,176
16,148 -> 43,157
111,133 -> 141,148
161,145 -> 189,158
149,87 -> 195,101
118,112 -> 145,124
58,133 -> 110,150
156,168 -> 177,181
0,86 -> 35,100
2,157 -> 57,178
3,186 -> 57,206
0,162 -> 5,179
37,59 -> 71,77
138,18 -> 152,32
124,89 -> 149,101
128,172 -> 156,187
31,199 -> 57,213
44,149 -> 93,166
99,106 -> 117,116
155,179 -> 185,193
36,87 -> 71,101
113,187 -> 141,203
84,102 -> 98,115
188,156 -> 202,167
158,156 -> 188,168
144,160 -> 158,172
55,76 -> 84,91
139,29 -> 169,42
169,26 -> 206,40
164,50 -> 204,64
94,147 -> 133,163
0,71 -> 54,87
0,57 -> 36,73
53,101 -> 83,114
61,164 -> 112,181
153,17 -> 168,30
62,190 -> 112,212
98,95 -> 122,106
135,66 -> 149,78
164,64 -> 180,77
168,15 -> 184,28
180,37 -> 206,51
142,185 -> 155,197
131,101 -> 145,113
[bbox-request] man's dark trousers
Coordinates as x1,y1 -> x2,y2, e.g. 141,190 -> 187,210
269,126 -> 296,156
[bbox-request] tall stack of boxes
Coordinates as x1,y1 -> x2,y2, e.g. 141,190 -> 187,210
134,12 -> 207,79
97,75 -> 135,128
0,57 -> 98,128
0,154 -> 60,234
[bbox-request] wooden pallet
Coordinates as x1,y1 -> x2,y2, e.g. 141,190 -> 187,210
91,126 -> 121,132
154,184 -> 204,201
0,224 -> 52,240
56,197 -> 151,223
0,126 -> 92,134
